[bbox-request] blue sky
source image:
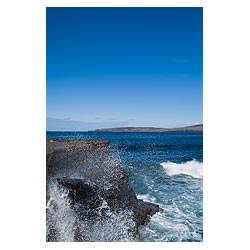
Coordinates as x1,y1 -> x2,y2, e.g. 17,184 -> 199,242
47,7 -> 203,131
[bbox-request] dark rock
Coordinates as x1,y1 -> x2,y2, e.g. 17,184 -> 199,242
57,178 -> 103,220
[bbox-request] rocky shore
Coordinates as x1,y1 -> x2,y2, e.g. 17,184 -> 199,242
46,140 -> 160,241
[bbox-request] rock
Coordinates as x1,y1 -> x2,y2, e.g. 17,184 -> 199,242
46,140 -> 160,241
57,178 -> 103,220
46,140 -> 110,182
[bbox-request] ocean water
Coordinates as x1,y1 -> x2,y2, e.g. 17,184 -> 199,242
46,131 -> 203,242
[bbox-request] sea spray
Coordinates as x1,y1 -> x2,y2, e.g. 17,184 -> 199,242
46,180 -> 136,242
46,181 -> 76,241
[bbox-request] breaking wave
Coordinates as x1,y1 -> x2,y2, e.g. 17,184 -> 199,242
160,160 -> 203,179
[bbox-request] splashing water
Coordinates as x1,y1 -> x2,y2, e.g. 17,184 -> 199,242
46,182 -> 76,241
46,181 -> 135,242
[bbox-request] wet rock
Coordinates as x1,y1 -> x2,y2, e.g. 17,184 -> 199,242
56,178 -> 103,221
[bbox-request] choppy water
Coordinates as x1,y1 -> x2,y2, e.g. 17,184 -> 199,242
46,131 -> 203,242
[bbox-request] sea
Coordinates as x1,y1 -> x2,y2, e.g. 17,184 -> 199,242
46,131 -> 203,242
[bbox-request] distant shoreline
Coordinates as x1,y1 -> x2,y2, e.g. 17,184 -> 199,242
94,124 -> 203,133
46,124 -> 203,133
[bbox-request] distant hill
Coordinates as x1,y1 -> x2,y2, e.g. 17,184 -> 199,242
94,124 -> 203,132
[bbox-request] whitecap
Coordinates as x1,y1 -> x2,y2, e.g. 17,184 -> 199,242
160,160 -> 203,179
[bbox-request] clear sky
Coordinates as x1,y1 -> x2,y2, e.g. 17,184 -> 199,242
46,7 -> 203,131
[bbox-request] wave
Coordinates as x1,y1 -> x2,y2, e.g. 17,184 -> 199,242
160,160 -> 203,179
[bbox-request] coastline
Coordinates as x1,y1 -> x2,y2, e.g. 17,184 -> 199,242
46,140 -> 160,241
94,124 -> 203,132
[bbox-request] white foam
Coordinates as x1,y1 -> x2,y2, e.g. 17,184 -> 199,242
137,193 -> 157,203
46,182 -> 76,241
160,160 -> 203,179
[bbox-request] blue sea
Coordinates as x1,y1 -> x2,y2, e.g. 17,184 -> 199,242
47,131 -> 203,242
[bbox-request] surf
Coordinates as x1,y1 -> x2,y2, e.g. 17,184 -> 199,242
160,160 -> 203,179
